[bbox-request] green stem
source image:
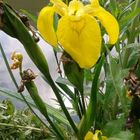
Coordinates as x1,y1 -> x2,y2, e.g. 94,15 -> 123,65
75,88 -> 83,114
74,88 -> 83,118
77,103 -> 82,119
0,43 -> 52,133
53,49 -> 62,77
81,91 -> 86,114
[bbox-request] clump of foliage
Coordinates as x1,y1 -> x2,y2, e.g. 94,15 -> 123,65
0,99 -> 52,139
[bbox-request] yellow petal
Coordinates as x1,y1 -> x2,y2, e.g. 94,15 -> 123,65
84,131 -> 94,140
90,0 -> 100,8
93,130 -> 102,140
87,0 -> 119,44
84,130 -> 107,140
51,0 -> 68,16
57,15 -> 101,68
37,6 -> 57,47
68,0 -> 84,16
93,7 -> 119,44
84,0 -> 99,14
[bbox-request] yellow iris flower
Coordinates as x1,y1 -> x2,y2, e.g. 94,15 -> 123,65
37,0 -> 119,68
84,130 -> 107,140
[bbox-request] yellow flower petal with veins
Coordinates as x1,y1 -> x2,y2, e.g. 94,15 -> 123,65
93,7 -> 119,44
68,0 -> 84,16
51,0 -> 68,16
37,6 -> 57,47
37,0 -> 119,68
89,0 -> 119,44
57,15 -> 101,68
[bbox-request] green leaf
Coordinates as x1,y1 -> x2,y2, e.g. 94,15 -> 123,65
20,9 -> 37,24
108,131 -> 134,140
122,43 -> 140,68
56,78 -> 75,100
105,45 -> 129,118
120,8 -> 140,32
109,0 -> 118,16
2,100 -> 15,116
56,77 -> 77,101
108,138 -> 121,140
103,118 -> 125,137
24,81 -> 64,139
115,131 -> 134,140
118,1 -> 135,20
63,53 -> 84,93
78,56 -> 104,139
56,77 -> 74,87
0,87 -> 70,127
